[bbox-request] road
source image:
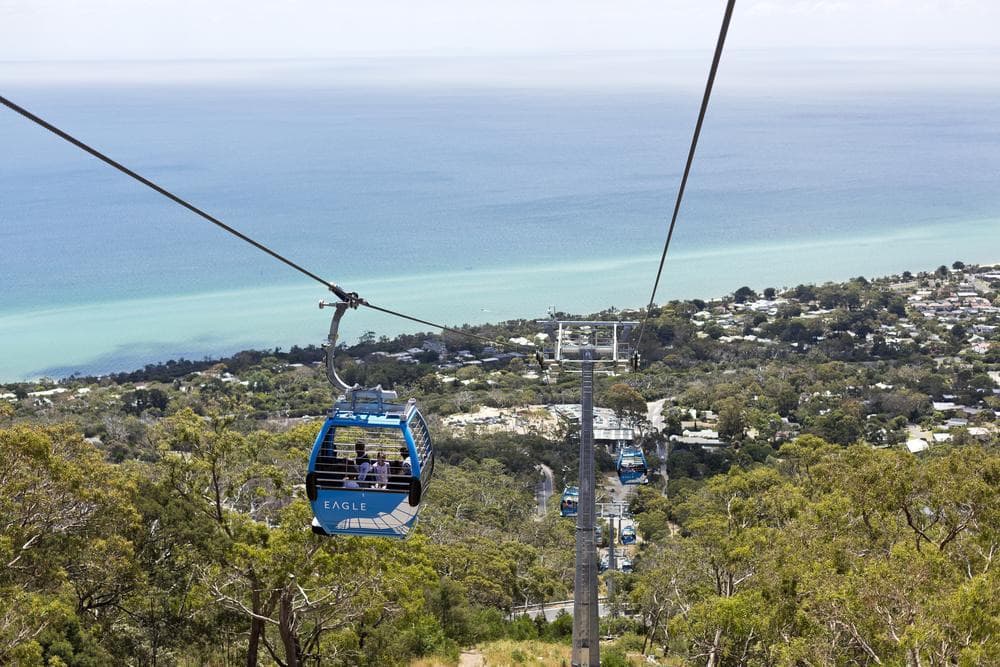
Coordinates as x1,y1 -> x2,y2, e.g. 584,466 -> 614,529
646,398 -> 667,432
536,463 -> 554,516
646,398 -> 670,489
510,598 -> 614,622
604,471 -> 633,505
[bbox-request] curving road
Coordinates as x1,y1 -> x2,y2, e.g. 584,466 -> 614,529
510,598 -> 614,622
536,463 -> 554,516
646,398 -> 667,432
646,398 -> 670,489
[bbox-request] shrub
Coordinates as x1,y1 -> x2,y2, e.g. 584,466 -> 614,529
508,615 -> 539,641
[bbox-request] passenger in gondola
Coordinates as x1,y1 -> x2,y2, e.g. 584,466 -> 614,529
331,455 -> 355,488
389,446 -> 411,491
354,441 -> 372,487
372,451 -> 390,488
315,445 -> 343,487
400,446 -> 412,475
322,455 -> 342,488
343,471 -> 360,489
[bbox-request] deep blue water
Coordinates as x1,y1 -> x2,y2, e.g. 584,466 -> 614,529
2,79 -> 1000,379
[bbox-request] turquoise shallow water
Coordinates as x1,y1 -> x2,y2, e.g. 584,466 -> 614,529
2,77 -> 1000,380
4,216 -> 997,381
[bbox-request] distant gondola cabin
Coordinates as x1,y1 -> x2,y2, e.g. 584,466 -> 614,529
616,446 -> 648,485
560,486 -> 580,517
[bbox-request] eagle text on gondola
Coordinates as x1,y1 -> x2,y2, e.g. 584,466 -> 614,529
323,500 -> 367,511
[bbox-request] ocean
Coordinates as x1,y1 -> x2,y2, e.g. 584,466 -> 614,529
2,56 -> 1000,380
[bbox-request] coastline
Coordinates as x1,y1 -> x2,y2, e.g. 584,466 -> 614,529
4,232 -> 998,381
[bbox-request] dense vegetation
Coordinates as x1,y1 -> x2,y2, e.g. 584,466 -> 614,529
629,439 -> 1000,665
0,417 -> 579,665
3,265 -> 999,665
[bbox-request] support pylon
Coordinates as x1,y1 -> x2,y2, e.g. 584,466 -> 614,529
572,352 -> 600,666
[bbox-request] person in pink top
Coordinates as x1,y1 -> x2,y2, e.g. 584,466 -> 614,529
372,451 -> 390,489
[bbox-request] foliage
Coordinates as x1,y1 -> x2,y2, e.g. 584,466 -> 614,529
630,437 -> 1000,665
4,267 -> 1000,664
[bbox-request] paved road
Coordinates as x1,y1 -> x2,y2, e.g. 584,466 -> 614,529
605,471 -> 632,504
511,598 -> 613,622
646,398 -> 670,489
536,463 -> 554,516
646,398 -> 667,432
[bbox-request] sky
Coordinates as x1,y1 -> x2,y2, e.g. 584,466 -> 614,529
1,0 -> 998,62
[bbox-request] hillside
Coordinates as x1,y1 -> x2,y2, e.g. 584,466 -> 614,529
2,264 -> 999,665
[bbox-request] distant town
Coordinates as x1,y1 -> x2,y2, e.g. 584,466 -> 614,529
4,262 -> 998,477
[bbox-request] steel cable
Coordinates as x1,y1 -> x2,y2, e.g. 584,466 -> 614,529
634,0 -> 736,352
0,94 -> 533,353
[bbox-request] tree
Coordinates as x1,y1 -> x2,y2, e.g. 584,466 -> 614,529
207,503 -> 436,666
663,408 -> 684,437
603,383 -> 647,427
455,365 -> 484,383
733,286 -> 757,304
716,397 -> 747,444
0,425 -> 140,664
704,323 -> 724,340
122,387 -> 170,415
809,408 -> 863,445
762,287 -> 777,300
636,439 -> 1000,664
666,467 -> 797,664
750,410 -> 783,446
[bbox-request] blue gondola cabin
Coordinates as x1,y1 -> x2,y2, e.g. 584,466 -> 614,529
307,389 -> 433,539
560,486 -> 579,517
616,446 -> 648,485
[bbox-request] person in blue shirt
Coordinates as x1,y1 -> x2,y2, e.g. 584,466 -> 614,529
354,441 -> 372,487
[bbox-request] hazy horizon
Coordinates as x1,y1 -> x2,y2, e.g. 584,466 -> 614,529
3,49 -> 1000,92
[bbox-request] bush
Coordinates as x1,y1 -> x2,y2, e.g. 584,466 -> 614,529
508,614 -> 539,641
600,617 -> 643,637
389,614 -> 453,659
614,632 -> 646,653
601,646 -> 629,667
468,607 -> 506,643
545,610 -> 573,641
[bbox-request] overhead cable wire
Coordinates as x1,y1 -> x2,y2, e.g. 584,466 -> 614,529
0,94 -> 532,353
635,0 -> 736,350
0,95 -> 356,303
362,302 -> 528,350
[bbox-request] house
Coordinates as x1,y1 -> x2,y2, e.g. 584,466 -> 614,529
423,339 -> 447,355
671,434 -> 725,447
906,438 -> 930,453
683,428 -> 720,440
27,387 -> 68,397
